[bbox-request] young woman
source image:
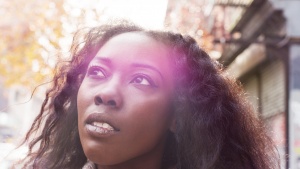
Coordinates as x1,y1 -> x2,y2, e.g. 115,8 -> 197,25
20,21 -> 279,169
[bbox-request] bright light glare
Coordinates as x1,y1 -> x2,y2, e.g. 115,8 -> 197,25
67,0 -> 168,29
209,50 -> 221,60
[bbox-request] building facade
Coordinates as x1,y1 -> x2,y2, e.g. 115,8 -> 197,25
209,0 -> 300,168
165,0 -> 300,168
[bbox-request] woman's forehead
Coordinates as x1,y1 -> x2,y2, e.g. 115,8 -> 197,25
95,32 -> 173,66
91,32 -> 175,86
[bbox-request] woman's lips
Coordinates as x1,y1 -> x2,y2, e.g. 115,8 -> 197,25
85,113 -> 120,137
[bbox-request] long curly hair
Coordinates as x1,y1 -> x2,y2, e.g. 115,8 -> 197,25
20,21 -> 279,169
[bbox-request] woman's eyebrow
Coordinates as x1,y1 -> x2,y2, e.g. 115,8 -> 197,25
93,57 -> 112,66
131,63 -> 164,79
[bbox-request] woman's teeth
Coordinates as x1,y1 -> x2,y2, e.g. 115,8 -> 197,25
92,122 -> 114,131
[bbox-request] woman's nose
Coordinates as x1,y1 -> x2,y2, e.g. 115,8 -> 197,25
93,77 -> 123,108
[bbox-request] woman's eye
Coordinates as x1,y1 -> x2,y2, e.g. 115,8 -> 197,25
130,75 -> 157,87
87,66 -> 106,79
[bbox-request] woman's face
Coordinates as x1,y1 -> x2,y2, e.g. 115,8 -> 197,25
77,32 -> 175,168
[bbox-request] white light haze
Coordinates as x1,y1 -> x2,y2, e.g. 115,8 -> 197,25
67,0 -> 168,29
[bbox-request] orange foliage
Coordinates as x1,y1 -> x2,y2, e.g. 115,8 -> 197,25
0,0 -> 66,87
164,0 -> 214,52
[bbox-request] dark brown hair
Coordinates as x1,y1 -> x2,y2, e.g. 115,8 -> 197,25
20,21 -> 279,169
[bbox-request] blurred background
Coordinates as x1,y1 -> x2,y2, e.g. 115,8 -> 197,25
0,0 -> 300,168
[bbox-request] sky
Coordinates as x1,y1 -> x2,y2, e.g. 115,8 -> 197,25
67,0 -> 169,29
